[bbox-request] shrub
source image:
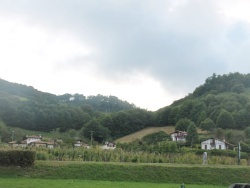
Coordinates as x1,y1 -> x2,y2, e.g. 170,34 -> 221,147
0,150 -> 36,167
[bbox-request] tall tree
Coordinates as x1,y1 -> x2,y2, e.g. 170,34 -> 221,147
200,118 -> 216,132
81,119 -> 110,143
175,118 -> 192,131
216,110 -> 235,129
186,123 -> 199,147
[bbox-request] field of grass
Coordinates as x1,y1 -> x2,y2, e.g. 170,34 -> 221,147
0,161 -> 249,186
116,126 -> 208,143
115,126 -> 176,143
0,178 -> 226,188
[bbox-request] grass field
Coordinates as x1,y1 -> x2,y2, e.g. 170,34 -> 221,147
0,178 -> 226,188
115,126 -> 176,143
0,161 -> 249,186
116,126 -> 208,143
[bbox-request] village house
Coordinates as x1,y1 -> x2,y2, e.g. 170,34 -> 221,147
101,142 -> 116,150
8,135 -> 55,149
170,130 -> 187,142
74,140 -> 90,148
201,138 -> 235,150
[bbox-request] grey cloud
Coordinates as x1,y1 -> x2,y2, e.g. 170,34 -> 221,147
1,0 -> 250,94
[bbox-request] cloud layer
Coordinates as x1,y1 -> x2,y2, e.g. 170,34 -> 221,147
1,0 -> 250,110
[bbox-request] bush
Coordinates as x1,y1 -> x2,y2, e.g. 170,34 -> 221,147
0,150 -> 36,167
36,152 -> 47,160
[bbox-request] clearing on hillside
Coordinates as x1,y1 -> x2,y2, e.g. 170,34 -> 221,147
115,126 -> 208,143
115,126 -> 175,143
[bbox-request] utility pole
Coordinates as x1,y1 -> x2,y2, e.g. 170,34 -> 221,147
11,131 -> 14,142
90,131 -> 94,147
238,142 -> 241,165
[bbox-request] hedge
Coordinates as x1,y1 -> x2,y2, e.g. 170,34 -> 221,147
0,150 -> 36,167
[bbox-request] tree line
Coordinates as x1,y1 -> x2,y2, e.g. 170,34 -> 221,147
1,72 -> 250,146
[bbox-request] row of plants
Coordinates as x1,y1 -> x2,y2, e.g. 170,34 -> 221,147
33,147 -> 249,165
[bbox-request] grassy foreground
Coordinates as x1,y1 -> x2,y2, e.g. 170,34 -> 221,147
0,161 -> 249,186
0,178 -> 225,188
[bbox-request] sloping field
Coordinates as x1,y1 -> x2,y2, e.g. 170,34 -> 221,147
115,126 -> 208,143
115,126 -> 175,143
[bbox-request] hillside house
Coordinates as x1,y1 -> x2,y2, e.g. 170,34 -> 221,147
74,140 -> 90,148
26,135 -> 42,144
170,130 -> 187,142
8,135 -> 55,149
101,142 -> 116,150
29,140 -> 55,148
201,138 -> 235,150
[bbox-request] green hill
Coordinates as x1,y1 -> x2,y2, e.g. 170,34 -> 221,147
1,72 -> 250,147
0,78 -> 136,132
155,72 -> 250,130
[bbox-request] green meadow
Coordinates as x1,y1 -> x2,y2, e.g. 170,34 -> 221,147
0,178 -> 226,188
0,161 -> 249,188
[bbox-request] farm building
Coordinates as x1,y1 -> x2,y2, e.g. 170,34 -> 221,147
201,138 -> 235,150
170,130 -> 187,142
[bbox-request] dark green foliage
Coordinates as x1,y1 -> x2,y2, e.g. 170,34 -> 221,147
244,126 -> 250,138
3,72 -> 250,143
110,109 -> 153,139
155,72 -> 250,131
99,115 -> 115,133
175,118 -> 192,131
0,150 -> 36,167
186,123 -> 199,146
216,110 -> 235,129
0,79 -> 135,131
210,149 -> 248,159
190,101 -> 207,124
168,107 -> 179,124
154,107 -> 171,125
224,130 -> 246,147
200,118 -> 216,132
159,141 -> 178,153
234,109 -> 250,129
240,142 -> 250,153
196,111 -> 207,126
0,121 -> 11,142
178,99 -> 194,119
142,131 -> 170,144
231,84 -> 245,93
81,119 -> 110,143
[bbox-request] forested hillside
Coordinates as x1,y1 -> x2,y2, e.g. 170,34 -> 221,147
1,72 -> 250,145
0,79 -> 153,142
155,72 -> 250,131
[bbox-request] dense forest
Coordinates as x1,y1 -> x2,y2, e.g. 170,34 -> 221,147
1,72 -> 250,145
155,72 -> 250,130
0,78 -> 152,142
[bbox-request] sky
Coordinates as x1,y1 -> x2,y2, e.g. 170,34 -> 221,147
1,0 -> 250,111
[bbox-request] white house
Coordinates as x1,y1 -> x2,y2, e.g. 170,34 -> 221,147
101,142 -> 116,150
74,140 -> 89,148
170,130 -> 187,142
26,135 -> 42,144
201,138 -> 235,150
9,135 -> 55,149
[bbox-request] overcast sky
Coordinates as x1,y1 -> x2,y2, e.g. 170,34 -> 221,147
1,0 -> 250,111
